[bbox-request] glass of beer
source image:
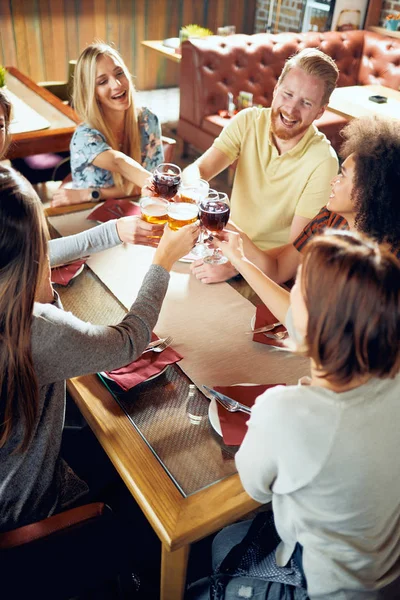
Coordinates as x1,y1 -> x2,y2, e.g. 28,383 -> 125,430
198,191 -> 230,264
167,202 -> 199,230
151,163 -> 181,199
179,179 -> 209,204
140,197 -> 169,225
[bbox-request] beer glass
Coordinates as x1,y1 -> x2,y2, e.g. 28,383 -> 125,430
140,197 -> 169,225
151,163 -> 181,199
179,180 -> 211,257
167,202 -> 199,230
198,191 -> 230,265
179,179 -> 209,204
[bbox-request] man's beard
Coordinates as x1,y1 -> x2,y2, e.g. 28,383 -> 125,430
270,107 -> 309,141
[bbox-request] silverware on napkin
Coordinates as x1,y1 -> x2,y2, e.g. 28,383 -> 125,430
202,386 -> 252,415
246,321 -> 282,335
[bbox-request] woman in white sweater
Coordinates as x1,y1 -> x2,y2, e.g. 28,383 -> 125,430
202,229 -> 400,599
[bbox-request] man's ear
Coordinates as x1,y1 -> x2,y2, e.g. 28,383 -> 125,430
315,103 -> 328,121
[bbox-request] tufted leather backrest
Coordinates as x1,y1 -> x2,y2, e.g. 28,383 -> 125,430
180,29 -> 400,126
358,32 -> 400,89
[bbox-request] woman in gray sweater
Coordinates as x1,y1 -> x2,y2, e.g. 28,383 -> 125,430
0,165 -> 198,533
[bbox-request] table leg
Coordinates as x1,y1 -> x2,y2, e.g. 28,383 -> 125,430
160,543 -> 190,600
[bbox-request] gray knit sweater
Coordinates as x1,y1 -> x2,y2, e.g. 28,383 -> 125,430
0,221 -> 170,532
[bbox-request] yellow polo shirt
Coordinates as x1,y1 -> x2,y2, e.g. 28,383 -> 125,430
212,107 -> 338,250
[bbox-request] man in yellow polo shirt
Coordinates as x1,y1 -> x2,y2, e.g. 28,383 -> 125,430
185,48 -> 339,284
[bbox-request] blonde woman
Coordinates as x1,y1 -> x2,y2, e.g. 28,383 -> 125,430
52,42 -> 163,209
0,88 -> 12,159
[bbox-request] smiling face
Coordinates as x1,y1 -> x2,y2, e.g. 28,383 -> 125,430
326,154 -> 356,222
95,54 -> 131,115
271,66 -> 326,144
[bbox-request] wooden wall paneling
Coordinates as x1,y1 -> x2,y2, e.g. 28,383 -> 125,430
38,0 -> 55,81
105,0 -> 120,49
23,0 -> 46,82
93,0 -> 108,42
1,0 -> 257,90
48,0 -> 68,81
133,0 -> 146,89
119,0 -> 134,80
77,0 -> 96,53
65,0 -> 80,68
0,0 -> 18,68
164,0 -> 181,85
11,0 -> 32,76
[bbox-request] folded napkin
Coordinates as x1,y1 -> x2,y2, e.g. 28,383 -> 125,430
87,199 -> 141,222
104,335 -> 182,391
51,259 -> 86,286
214,383 -> 285,446
252,304 -> 287,348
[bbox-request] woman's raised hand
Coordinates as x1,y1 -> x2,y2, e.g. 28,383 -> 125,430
213,230 -> 245,269
153,222 -> 200,271
116,216 -> 164,247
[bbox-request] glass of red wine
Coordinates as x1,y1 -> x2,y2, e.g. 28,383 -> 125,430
151,163 -> 181,199
198,191 -> 230,265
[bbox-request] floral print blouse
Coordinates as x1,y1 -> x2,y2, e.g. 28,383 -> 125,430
70,107 -> 164,189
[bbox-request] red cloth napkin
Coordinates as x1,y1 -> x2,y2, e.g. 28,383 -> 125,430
104,334 -> 182,391
252,304 -> 287,348
51,259 -> 86,286
214,383 -> 285,446
87,199 -> 141,222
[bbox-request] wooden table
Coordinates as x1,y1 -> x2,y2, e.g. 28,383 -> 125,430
5,66 -> 80,160
328,84 -> 400,120
50,208 -> 309,600
141,40 -> 182,63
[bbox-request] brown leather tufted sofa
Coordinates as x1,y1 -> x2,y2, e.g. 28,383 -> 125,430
178,30 -> 400,155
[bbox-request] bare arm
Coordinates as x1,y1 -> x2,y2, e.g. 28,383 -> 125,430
214,232 -> 291,324
93,149 -> 151,189
226,223 -> 301,284
51,184 -> 128,207
182,147 -> 232,184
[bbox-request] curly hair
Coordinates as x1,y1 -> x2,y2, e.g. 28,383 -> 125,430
340,116 -> 400,247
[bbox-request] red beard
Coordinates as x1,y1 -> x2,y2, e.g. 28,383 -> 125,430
270,107 -> 309,141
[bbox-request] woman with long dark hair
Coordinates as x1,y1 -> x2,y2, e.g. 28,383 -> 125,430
0,165 -> 198,532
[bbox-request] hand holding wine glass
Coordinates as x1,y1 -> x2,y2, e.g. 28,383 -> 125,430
198,191 -> 230,264
151,163 -> 181,199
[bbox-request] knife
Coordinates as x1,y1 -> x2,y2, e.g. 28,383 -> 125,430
246,321 -> 282,334
202,386 -> 252,415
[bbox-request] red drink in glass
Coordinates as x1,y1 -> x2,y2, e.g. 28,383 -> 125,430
151,163 -> 181,199
199,200 -> 230,232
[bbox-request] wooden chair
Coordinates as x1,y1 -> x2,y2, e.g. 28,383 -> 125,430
0,502 -> 139,599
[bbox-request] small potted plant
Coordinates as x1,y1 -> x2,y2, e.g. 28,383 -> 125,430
0,65 -> 7,88
179,24 -> 213,45
385,13 -> 400,31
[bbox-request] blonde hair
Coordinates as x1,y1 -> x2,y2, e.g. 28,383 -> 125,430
0,89 -> 12,159
277,48 -> 339,106
73,42 -> 141,195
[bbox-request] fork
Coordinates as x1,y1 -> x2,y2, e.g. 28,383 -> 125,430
213,395 -> 252,415
142,335 -> 173,354
264,331 -> 288,341
202,386 -> 252,415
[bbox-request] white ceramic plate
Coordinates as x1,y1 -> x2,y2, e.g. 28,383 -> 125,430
100,365 -> 169,384
208,398 -> 222,436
